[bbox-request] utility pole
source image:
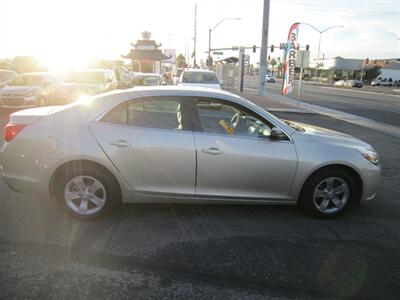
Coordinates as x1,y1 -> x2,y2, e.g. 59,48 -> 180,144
193,3 -> 197,68
258,0 -> 270,96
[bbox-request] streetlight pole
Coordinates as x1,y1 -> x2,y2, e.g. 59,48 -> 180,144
208,17 -> 241,67
301,24 -> 343,83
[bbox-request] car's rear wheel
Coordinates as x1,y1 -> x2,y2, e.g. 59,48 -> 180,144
54,167 -> 119,220
300,167 -> 356,218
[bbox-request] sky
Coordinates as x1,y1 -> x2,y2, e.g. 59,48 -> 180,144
0,0 -> 399,70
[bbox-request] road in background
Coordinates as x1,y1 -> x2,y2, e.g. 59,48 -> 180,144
241,77 -> 400,128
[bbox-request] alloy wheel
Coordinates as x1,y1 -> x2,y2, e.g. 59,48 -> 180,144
312,177 -> 350,214
64,175 -> 107,216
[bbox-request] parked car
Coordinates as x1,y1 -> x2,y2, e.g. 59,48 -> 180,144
0,87 -> 380,220
173,68 -> 184,85
0,72 -> 63,108
371,79 -> 393,87
130,73 -> 164,87
68,69 -> 118,92
0,69 -> 17,89
334,80 -> 346,87
266,75 -> 276,83
46,83 -> 102,105
334,79 -> 363,88
178,69 -> 221,89
349,80 -> 363,88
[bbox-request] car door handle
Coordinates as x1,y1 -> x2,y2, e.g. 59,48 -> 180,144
110,140 -> 131,148
201,147 -> 223,155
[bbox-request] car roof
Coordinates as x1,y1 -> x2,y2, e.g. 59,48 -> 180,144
72,69 -> 110,73
132,73 -> 160,77
183,69 -> 216,73
18,72 -> 55,76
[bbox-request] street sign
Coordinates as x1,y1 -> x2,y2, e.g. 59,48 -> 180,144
213,51 -> 223,55
296,50 -> 310,68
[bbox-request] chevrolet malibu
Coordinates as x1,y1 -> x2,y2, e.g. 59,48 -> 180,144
0,87 -> 380,219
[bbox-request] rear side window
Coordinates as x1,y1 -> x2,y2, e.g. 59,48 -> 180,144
101,97 -> 185,131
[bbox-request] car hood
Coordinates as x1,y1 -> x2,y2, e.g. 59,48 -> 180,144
287,120 -> 371,149
1,86 -> 41,96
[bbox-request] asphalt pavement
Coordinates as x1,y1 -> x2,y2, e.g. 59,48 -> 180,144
242,77 -> 400,128
0,94 -> 400,299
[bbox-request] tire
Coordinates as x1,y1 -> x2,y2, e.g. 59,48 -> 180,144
299,167 -> 356,219
38,96 -> 47,107
53,166 -> 120,220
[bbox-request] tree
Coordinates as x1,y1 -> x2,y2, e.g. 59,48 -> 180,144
11,56 -> 43,73
365,66 -> 381,82
269,58 -> 277,75
176,54 -> 186,68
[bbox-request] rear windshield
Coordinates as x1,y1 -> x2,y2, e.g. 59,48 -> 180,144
182,72 -> 218,84
9,75 -> 44,86
70,72 -> 105,84
131,76 -> 160,86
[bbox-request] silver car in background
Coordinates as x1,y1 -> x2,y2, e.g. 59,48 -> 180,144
0,72 -> 63,108
0,87 -> 380,219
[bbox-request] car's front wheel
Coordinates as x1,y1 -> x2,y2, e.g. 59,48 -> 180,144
54,166 -> 120,220
300,167 -> 356,218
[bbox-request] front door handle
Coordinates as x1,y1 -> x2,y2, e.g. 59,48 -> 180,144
110,140 -> 131,148
201,147 -> 223,155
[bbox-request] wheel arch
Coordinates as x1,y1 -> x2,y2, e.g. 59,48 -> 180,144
49,159 -> 123,203
298,164 -> 363,204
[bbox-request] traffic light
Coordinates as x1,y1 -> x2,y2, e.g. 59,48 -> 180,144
306,44 -> 310,51
270,45 -> 274,52
268,56 -> 270,61
252,45 -> 256,53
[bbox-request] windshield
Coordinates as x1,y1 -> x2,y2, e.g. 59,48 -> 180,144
182,72 -> 218,84
0,71 -> 16,82
70,72 -> 105,84
8,75 -> 44,86
131,76 -> 160,86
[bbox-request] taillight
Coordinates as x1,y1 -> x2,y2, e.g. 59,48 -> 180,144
4,123 -> 26,142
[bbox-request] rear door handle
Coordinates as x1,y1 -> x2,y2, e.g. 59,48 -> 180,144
201,147 -> 223,155
110,140 -> 131,148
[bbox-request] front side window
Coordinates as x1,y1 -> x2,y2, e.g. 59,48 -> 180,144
102,97 -> 184,131
195,98 -> 272,138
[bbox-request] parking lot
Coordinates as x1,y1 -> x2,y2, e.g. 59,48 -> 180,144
0,104 -> 399,299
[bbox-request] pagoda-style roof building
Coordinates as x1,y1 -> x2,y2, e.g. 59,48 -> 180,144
122,31 -> 168,74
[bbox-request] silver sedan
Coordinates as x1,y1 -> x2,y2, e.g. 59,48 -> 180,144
0,87 -> 380,219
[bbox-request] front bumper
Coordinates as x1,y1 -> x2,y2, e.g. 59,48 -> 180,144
0,95 -> 38,108
360,162 -> 381,204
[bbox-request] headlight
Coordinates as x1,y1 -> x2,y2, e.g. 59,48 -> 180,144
359,149 -> 379,166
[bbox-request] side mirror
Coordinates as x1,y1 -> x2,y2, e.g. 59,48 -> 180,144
270,127 -> 287,140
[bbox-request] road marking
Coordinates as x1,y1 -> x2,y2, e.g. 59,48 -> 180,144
318,86 -> 400,98
265,91 -> 400,139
